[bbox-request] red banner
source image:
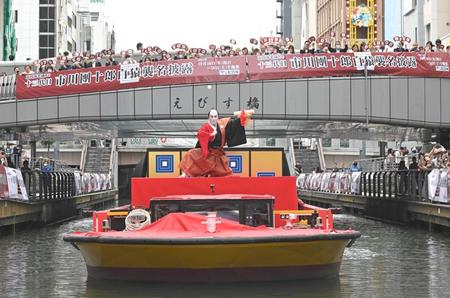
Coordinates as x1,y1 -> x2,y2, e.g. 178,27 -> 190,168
16,56 -> 247,99
247,52 -> 450,81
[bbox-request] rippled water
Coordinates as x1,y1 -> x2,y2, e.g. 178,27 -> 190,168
0,214 -> 449,298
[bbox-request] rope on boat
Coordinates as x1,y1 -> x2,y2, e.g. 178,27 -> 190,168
125,209 -> 151,231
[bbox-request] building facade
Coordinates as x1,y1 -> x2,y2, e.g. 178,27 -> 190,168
276,0 -> 292,39
13,0 -> 114,61
403,0 -> 450,46
291,0 -> 317,49
316,0 -> 383,46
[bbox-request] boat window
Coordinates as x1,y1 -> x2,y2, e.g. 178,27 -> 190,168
244,201 -> 272,227
153,202 -> 180,221
183,201 -> 240,223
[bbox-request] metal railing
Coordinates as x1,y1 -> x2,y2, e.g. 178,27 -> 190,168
360,170 -> 430,201
20,169 -> 76,201
298,169 -> 435,202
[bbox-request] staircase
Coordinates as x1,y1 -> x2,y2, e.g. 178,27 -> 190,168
293,139 -> 324,173
83,145 -> 112,173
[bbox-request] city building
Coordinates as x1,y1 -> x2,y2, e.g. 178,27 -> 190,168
77,0 -> 115,53
402,0 -> 450,46
12,0 -> 114,61
316,0 -> 383,46
291,0 -> 317,49
1,0 -> 16,61
276,0 -> 292,39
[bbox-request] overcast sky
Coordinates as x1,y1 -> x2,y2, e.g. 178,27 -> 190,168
106,0 -> 278,51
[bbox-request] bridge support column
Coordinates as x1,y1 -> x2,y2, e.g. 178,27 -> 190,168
439,129 -> 450,149
30,140 -> 36,161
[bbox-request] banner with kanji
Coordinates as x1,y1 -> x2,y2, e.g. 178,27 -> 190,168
16,56 -> 247,99
247,52 -> 450,80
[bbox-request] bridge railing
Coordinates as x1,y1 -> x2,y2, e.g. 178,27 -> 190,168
0,166 -> 112,202
297,170 -> 449,203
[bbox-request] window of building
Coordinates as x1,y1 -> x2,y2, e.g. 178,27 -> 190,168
67,41 -> 73,52
39,6 -> 55,19
91,12 -> 99,21
266,138 -> 276,146
322,138 -> 332,147
67,16 -> 72,27
39,20 -> 55,33
340,139 -> 350,148
73,13 -> 77,28
15,10 -> 18,23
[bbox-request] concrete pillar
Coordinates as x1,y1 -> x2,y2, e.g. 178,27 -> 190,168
439,129 -> 450,149
30,141 -> 37,161
53,141 -> 60,161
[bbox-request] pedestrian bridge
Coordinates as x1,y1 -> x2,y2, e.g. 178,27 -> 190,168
1,52 -> 449,140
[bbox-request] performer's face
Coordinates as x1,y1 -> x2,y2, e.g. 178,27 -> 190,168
208,110 -> 218,126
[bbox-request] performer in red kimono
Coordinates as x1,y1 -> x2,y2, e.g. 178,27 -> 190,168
180,109 -> 254,177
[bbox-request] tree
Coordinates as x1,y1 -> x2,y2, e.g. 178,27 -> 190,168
40,140 -> 54,157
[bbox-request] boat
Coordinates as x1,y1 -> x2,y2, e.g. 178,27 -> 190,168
64,176 -> 360,282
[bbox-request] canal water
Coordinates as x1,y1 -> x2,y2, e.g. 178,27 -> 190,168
0,214 -> 449,298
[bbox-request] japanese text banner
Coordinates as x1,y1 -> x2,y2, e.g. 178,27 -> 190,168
247,52 -> 450,80
16,56 -> 247,99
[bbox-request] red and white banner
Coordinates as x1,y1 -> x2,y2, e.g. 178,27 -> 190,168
0,165 -> 8,198
247,52 -> 450,80
16,56 -> 247,99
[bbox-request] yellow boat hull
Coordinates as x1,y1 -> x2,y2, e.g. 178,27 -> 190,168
73,238 -> 351,282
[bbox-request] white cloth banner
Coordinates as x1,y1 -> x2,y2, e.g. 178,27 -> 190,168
351,172 -> 362,194
15,169 -> 29,200
428,169 -> 440,202
5,167 -> 18,199
438,169 -> 448,204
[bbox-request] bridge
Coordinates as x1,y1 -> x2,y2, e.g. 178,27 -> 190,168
1,52 -> 449,142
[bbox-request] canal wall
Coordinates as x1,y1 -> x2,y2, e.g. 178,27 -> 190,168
0,189 -> 117,229
299,190 -> 450,231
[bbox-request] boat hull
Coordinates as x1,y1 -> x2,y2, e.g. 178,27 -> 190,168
72,238 -> 353,282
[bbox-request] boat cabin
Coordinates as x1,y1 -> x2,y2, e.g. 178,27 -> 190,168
150,194 -> 274,227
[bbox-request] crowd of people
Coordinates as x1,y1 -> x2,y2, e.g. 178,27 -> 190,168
10,36 -> 450,76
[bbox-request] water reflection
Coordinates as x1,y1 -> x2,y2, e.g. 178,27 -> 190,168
86,278 -> 341,298
0,214 -> 449,297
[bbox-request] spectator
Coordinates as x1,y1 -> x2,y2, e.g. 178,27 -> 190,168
300,40 -> 315,54
287,44 -> 295,54
350,161 -> 362,172
14,67 -> 20,75
294,164 -> 302,176
394,41 -> 407,52
0,150 -> 7,166
136,42 -> 143,51
8,54 -> 14,61
398,159 -> 408,194
435,39 -> 443,52
122,54 -> 137,65
20,159 -> 31,172
21,65 -> 34,76
409,156 -> 418,170
4,143 -> 13,156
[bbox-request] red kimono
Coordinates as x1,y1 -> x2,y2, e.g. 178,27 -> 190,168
179,113 -> 247,177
